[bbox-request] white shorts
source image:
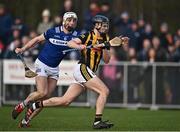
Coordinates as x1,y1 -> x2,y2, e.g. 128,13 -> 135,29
73,63 -> 96,83
34,59 -> 59,80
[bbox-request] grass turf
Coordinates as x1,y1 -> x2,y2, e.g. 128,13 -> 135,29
0,106 -> 180,131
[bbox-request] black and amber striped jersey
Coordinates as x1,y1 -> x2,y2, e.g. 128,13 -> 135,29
78,31 -> 110,72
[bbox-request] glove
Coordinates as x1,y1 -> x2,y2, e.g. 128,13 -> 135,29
102,42 -> 110,50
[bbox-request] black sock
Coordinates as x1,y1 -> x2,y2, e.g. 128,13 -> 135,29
35,101 -> 43,109
94,114 -> 102,122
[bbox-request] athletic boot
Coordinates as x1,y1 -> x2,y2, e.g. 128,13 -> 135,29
93,120 -> 114,129
18,119 -> 30,128
12,102 -> 26,119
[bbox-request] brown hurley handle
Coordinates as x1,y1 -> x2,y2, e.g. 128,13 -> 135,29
17,53 -> 29,69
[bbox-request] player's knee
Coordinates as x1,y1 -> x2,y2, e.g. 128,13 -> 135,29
105,88 -> 110,96
101,88 -> 109,97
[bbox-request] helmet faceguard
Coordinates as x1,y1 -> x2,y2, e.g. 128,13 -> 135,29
92,15 -> 109,34
63,12 -> 78,32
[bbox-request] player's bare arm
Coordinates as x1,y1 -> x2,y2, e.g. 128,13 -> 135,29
67,38 -> 86,50
15,34 -> 45,54
103,49 -> 111,64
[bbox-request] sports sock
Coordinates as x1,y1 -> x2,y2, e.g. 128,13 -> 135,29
34,101 -> 43,109
20,101 -> 28,108
94,114 -> 102,122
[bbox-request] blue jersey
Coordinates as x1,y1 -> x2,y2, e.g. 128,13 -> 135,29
38,26 -> 79,67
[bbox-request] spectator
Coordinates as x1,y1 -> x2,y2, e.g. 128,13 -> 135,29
142,48 -> 156,103
99,2 -> 115,37
128,47 -> 137,63
175,40 -> 180,55
116,44 -> 128,61
21,35 -> 40,62
148,48 -> 156,63
127,48 -> 142,102
152,36 -> 167,62
141,23 -> 155,41
167,40 -> 180,104
21,36 -> 32,63
37,9 -> 53,34
101,47 -> 123,102
151,36 -> 166,103
53,15 -> 62,27
11,17 -> 29,37
138,39 -> 151,61
3,39 -> 21,59
59,0 -> 74,17
29,30 -> 38,39
159,22 -> 173,50
82,1 -> 100,32
114,11 -> 132,36
167,44 -> 180,62
174,28 -> 180,42
7,29 -> 21,46
0,4 -> 13,47
137,18 -> 145,35
128,21 -> 141,50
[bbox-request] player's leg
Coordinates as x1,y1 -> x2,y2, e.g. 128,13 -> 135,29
43,83 -> 84,106
19,78 -> 58,128
23,83 -> 83,127
12,76 -> 48,120
73,64 -> 113,129
84,77 -> 109,115
26,83 -> 84,115
12,59 -> 55,120
84,77 -> 113,129
27,78 -> 57,120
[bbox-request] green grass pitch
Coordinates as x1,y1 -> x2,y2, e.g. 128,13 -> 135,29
0,106 -> 180,131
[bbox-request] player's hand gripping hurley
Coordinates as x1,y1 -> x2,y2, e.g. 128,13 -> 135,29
63,36 -> 129,54
94,36 -> 129,48
17,53 -> 37,78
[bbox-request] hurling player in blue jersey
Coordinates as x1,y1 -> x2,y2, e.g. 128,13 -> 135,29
12,12 -> 86,127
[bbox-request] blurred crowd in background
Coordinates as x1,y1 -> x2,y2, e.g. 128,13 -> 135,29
0,0 -> 180,63
1,0 -> 180,105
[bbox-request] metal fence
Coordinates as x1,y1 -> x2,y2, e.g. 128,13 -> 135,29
99,62 -> 180,109
1,60 -> 180,109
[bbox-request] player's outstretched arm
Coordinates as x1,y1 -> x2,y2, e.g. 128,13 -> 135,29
15,34 -> 45,54
67,38 -> 86,50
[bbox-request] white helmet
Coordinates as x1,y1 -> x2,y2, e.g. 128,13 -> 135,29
62,12 -> 78,31
63,12 -> 77,24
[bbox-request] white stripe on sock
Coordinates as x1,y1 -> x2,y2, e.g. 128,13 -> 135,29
32,103 -> 36,110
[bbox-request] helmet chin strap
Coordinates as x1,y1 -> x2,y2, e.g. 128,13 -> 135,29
94,23 -> 103,35
95,22 -> 109,35
96,27 -> 106,35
